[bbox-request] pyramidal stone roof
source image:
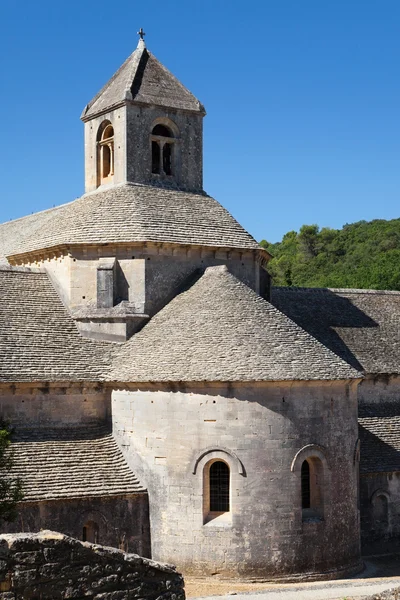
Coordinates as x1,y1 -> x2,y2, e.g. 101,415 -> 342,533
2,184 -> 260,261
110,266 -> 361,383
0,267 -> 112,382
11,426 -> 145,501
82,39 -> 204,120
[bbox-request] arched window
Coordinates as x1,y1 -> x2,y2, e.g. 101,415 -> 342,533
82,520 -> 99,544
291,444 -> 329,523
301,460 -> 311,509
97,121 -> 114,186
210,461 -> 230,512
202,458 -> 231,524
300,457 -> 324,520
372,492 -> 389,530
151,124 -> 175,177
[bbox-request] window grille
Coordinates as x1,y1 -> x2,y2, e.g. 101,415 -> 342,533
209,461 -> 230,512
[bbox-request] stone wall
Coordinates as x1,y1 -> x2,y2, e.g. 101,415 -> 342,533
360,472 -> 400,555
0,531 -> 184,600
112,379 -> 361,579
361,587 -> 400,600
0,495 -> 151,559
358,375 -> 400,406
126,105 -> 203,193
0,384 -> 111,428
358,375 -> 400,555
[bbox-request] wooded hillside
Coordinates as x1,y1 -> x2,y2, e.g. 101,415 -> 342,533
261,219 -> 400,290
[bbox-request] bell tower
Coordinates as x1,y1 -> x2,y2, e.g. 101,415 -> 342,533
81,31 -> 206,193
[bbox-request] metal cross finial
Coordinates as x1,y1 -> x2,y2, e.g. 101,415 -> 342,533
137,28 -> 146,40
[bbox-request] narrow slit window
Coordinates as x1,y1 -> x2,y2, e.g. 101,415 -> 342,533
82,521 -> 99,543
210,461 -> 230,512
102,144 -> 111,178
152,141 -> 161,174
301,460 -> 311,509
163,143 -> 172,175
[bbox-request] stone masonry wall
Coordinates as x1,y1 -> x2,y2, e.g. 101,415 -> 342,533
0,385 -> 111,428
0,495 -> 151,559
0,531 -> 184,600
112,380 -> 361,579
360,472 -> 400,555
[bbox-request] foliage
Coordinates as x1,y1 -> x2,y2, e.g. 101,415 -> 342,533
0,421 -> 23,523
261,219 -> 400,290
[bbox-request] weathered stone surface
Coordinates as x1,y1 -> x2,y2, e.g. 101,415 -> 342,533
0,531 -> 184,600
361,587 -> 400,600
111,266 -> 361,382
113,379 -> 362,578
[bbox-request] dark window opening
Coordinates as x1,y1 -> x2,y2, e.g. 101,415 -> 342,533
210,461 -> 230,512
152,141 -> 161,174
301,460 -> 311,509
163,143 -> 172,176
82,521 -> 99,544
152,124 -> 173,137
102,144 -> 111,178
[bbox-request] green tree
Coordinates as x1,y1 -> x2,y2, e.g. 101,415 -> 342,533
263,218 -> 400,291
0,421 -> 23,523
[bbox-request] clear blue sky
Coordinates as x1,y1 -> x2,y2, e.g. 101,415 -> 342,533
1,0 -> 399,242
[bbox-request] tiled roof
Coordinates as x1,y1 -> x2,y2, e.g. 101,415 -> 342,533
82,42 -> 204,119
272,287 -> 400,374
4,184 -> 259,259
11,426 -> 145,501
0,268 -> 112,382
0,205 -> 63,264
359,404 -> 400,473
110,266 -> 361,383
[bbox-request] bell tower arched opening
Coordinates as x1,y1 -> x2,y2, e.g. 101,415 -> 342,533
151,123 -> 175,177
97,121 -> 114,187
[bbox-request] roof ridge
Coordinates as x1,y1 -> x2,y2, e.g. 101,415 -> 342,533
273,286 -> 400,296
82,46 -> 142,118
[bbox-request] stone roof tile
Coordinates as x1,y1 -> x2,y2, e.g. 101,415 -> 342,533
4,184 -> 259,259
11,426 -> 145,501
272,287 -> 400,374
0,268 -> 112,382
0,206 -> 63,264
110,266 -> 361,383
359,404 -> 400,473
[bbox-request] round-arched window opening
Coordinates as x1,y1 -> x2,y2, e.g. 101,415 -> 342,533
300,457 -> 324,521
151,122 -> 176,177
102,124 -> 114,141
97,121 -> 114,185
209,460 -> 230,512
152,124 -> 173,137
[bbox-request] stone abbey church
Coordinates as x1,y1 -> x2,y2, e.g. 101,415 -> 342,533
0,34 -> 399,580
